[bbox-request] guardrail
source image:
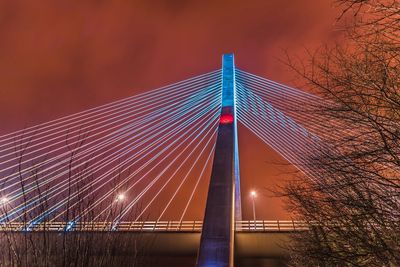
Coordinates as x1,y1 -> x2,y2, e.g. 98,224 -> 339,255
0,220 -> 307,232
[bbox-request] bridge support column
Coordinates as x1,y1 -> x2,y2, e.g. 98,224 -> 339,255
197,54 -> 241,267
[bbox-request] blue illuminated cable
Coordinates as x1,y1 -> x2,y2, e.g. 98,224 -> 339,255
235,79 -> 321,117
0,87 -> 219,179
235,77 -> 326,123
81,109 -> 220,222
235,72 -> 344,133
113,122 -> 218,222
0,92 -> 222,201
0,90 -> 222,216
0,70 -> 221,143
239,105 -> 374,204
235,83 -> 342,140
236,107 -> 315,166
0,84 -> 221,184
2,85 -> 219,188
1,91 -> 220,207
178,144 -> 215,222
0,90 -> 220,216
236,69 -> 320,99
0,74 -> 220,166
236,90 -> 323,161
76,106 -> 221,220
236,88 -> 322,179
237,110 -> 321,181
8,98 -> 222,224
235,72 -> 327,118
0,76 -> 221,158
0,81 -> 221,171
0,76 -> 221,172
3,86 -> 222,188
237,112 -> 319,181
235,78 -> 320,109
134,123 -> 218,221
237,92 -> 339,136
157,137 -> 216,221
234,79 -> 315,113
3,103 -> 217,225
236,83 -> 315,136
239,84 -> 343,148
112,114 -> 220,223
49,105 -> 221,223
0,74 -> 221,157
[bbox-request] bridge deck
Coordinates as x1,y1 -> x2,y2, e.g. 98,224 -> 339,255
0,220 -> 307,264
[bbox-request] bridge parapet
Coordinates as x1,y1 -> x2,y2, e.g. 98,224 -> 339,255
0,220 -> 307,232
236,220 -> 308,232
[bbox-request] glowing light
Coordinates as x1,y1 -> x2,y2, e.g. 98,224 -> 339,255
250,191 -> 256,197
219,114 -> 234,124
116,193 -> 125,202
0,197 -> 8,204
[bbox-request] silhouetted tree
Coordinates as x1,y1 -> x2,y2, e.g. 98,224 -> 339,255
0,131 -> 155,267
284,1 -> 400,266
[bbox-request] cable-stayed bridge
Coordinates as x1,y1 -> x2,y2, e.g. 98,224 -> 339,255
0,54 -> 334,266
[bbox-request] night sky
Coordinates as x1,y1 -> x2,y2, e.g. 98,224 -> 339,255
0,0 -> 342,219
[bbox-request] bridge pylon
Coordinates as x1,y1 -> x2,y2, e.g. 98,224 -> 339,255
197,54 -> 241,267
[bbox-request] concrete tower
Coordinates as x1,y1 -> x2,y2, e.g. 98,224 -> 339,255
197,54 -> 241,267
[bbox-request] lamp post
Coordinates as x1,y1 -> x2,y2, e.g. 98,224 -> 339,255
250,191 -> 256,229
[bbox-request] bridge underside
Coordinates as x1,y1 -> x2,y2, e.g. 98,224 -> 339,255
0,231 -> 291,266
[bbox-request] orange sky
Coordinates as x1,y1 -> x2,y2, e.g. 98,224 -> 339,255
0,0 -> 342,219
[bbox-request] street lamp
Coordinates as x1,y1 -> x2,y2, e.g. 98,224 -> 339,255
250,191 -> 256,229
0,197 -> 8,205
116,193 -> 125,202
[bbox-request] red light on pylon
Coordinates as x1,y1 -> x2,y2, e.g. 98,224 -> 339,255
219,114 -> 234,124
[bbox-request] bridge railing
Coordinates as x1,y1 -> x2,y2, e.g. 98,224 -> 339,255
0,221 -> 204,232
235,220 -> 308,232
0,220 -> 307,232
